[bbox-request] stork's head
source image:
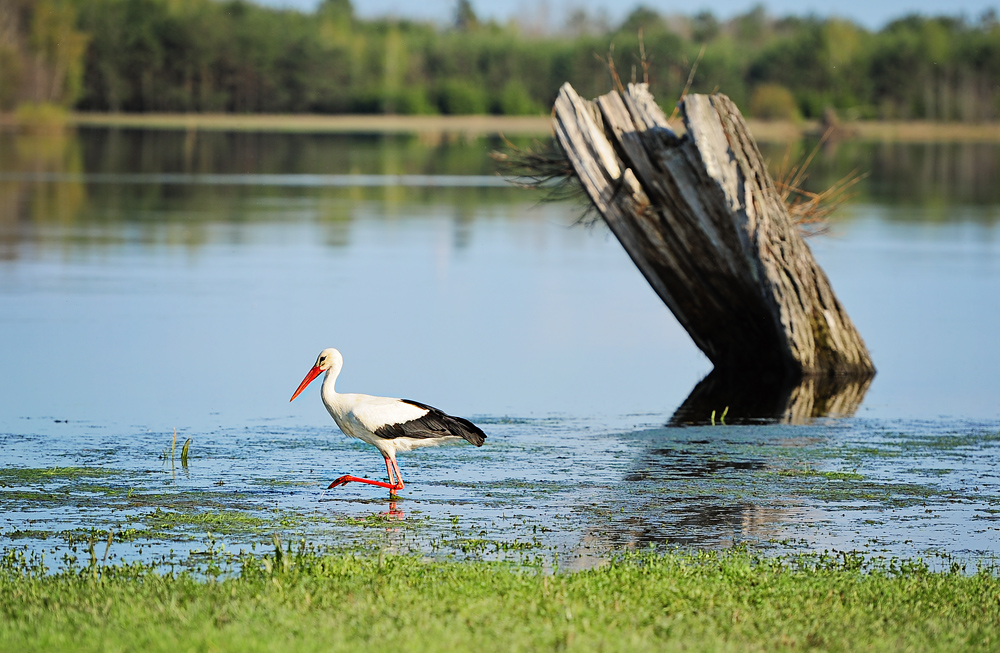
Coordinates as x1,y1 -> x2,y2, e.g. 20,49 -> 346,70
289,348 -> 343,402
314,347 -> 343,372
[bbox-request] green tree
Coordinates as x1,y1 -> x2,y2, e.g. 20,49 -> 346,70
454,0 -> 478,32
620,6 -> 664,36
0,0 -> 88,109
692,11 -> 720,43
20,0 -> 998,122
0,0 -> 28,110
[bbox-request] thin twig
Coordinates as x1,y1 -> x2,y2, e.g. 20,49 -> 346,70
491,138 -> 592,221
774,127 -> 866,233
596,43 -> 625,94
638,29 -> 651,84
102,530 -> 114,568
669,44 -> 707,122
780,126 -> 835,200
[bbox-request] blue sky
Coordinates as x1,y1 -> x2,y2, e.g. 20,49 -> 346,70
258,0 -> 1000,30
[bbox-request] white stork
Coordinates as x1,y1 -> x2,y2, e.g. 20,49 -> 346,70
289,348 -> 486,494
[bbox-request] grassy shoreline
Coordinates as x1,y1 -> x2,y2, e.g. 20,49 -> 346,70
6,112 -> 1000,142
71,113 -> 556,137
2,546 -> 997,651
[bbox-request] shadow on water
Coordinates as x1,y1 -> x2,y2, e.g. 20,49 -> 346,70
574,371 -> 876,554
669,369 -> 875,425
576,425 -> 799,554
610,444 -> 776,550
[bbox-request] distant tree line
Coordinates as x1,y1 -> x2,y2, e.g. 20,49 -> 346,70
3,0 -> 1000,121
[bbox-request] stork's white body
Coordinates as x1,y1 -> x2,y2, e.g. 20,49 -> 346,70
322,387 -> 464,459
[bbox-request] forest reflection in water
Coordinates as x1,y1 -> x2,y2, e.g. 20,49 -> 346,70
4,127 -> 1000,238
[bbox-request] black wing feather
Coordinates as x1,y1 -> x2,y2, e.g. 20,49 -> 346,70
373,399 -> 486,446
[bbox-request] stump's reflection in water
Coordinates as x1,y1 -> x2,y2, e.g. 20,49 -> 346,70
670,369 -> 875,425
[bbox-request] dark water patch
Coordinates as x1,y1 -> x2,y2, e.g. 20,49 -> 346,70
625,454 -> 767,480
251,478 -> 318,487
119,490 -> 260,512
68,483 -> 130,496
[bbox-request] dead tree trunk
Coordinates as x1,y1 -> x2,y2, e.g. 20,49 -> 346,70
551,83 -> 875,380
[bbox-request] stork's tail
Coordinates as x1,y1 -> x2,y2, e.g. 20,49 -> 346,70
443,413 -> 486,447
399,399 -> 487,446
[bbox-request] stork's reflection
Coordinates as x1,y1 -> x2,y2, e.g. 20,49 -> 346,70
382,500 -> 404,520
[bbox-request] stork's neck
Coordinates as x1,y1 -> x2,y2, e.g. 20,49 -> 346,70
321,364 -> 341,407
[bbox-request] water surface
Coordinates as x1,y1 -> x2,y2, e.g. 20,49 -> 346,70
1,129 -> 998,569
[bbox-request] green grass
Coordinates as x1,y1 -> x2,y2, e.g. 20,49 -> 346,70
1,547 -> 997,651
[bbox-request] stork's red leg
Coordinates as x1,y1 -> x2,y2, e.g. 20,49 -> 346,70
328,475 -> 400,491
389,458 -> 404,491
328,458 -> 404,494
385,457 -> 396,486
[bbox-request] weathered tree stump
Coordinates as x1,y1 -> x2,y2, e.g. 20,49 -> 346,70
551,82 -> 875,384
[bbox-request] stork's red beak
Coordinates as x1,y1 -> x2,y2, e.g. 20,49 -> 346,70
290,365 -> 323,402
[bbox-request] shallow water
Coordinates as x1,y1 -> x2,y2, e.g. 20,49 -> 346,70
1,129 -> 999,569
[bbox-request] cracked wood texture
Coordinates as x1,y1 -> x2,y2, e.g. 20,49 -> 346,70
552,82 -> 875,378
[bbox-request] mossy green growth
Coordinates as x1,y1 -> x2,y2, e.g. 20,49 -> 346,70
339,513 -> 407,527
0,490 -> 67,503
140,508 -> 269,534
1,547 -> 997,652
767,466 -> 963,506
778,469 -> 865,481
0,467 -> 118,484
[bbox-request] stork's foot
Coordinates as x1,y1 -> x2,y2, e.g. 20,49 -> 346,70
327,475 -> 403,492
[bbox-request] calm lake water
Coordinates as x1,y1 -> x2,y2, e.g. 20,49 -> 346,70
1,128 -> 998,569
